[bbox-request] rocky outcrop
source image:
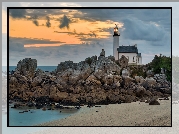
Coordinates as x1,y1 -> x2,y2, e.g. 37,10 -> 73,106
16,58 -> 37,77
9,49 -> 171,107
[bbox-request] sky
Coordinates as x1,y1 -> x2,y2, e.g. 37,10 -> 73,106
2,3 -> 172,66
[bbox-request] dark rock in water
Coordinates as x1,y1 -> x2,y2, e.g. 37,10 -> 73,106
27,102 -> 35,107
19,111 -> 24,113
11,103 -> 21,108
42,107 -> 46,111
149,98 -> 160,105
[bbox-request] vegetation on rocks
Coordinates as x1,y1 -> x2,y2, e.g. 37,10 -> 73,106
147,54 -> 171,82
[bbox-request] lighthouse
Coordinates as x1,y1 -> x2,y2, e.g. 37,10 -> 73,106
113,24 -> 120,60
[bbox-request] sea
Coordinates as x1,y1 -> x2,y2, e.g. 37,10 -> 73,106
8,105 -> 79,126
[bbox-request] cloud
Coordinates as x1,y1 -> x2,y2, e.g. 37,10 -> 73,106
30,15 -> 39,26
9,9 -> 27,19
33,20 -> 39,26
46,16 -> 51,28
54,31 -> 71,34
121,18 -> 170,46
9,42 -> 26,52
9,37 -> 65,44
59,15 -> 71,29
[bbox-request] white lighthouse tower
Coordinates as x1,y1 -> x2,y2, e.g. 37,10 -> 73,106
113,24 -> 120,60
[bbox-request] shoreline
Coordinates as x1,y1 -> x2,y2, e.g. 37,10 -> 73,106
36,98 -> 171,126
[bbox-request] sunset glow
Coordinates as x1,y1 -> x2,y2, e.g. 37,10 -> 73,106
24,44 -> 64,47
9,11 -> 123,48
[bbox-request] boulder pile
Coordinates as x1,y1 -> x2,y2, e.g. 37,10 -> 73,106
9,49 -> 171,107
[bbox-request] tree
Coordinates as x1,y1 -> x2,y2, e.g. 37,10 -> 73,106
148,54 -> 171,81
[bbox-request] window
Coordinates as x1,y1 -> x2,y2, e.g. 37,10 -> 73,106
133,56 -> 135,62
138,58 -> 139,63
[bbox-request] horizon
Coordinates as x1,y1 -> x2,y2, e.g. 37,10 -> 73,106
5,52 -> 172,67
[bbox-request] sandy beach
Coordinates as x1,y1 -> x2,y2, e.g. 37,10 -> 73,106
36,98 -> 171,126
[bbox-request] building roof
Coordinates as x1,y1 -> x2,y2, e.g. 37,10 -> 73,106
117,46 -> 138,53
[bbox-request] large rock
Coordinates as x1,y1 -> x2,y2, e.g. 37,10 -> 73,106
122,76 -> 135,88
146,70 -> 154,77
9,77 -> 18,85
103,75 -> 113,85
16,58 -> 37,77
31,76 -> 42,87
135,76 -> 145,84
122,69 -> 130,77
135,86 -> 146,97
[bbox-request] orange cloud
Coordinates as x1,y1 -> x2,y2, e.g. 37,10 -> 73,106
24,44 -> 64,47
9,13 -> 123,47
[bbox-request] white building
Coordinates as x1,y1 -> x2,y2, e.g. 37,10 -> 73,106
113,24 -> 142,65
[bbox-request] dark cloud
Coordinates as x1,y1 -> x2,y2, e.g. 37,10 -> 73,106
121,18 -> 170,44
54,31 -> 71,34
27,14 -> 39,26
9,42 -> 26,52
75,9 -> 171,32
9,37 -> 26,52
67,29 -> 97,38
9,9 -> 27,19
9,37 -> 65,44
59,15 -> 71,29
33,20 -> 39,26
78,37 -> 101,42
46,16 -> 51,28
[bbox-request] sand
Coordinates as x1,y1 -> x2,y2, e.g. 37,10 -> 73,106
36,98 -> 171,126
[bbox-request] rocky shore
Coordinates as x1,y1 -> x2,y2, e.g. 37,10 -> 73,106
9,49 -> 171,110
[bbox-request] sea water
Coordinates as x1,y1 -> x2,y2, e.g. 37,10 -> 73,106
8,106 -> 79,126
